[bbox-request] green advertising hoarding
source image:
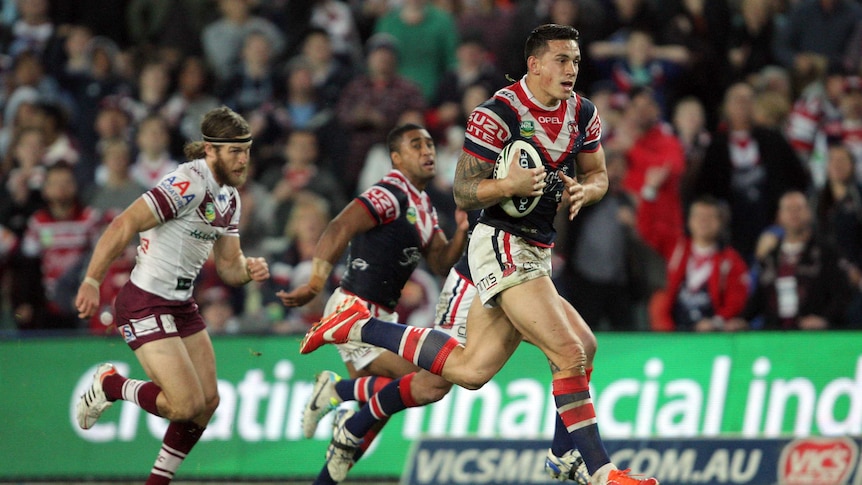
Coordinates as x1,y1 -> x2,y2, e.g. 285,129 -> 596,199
1,331 -> 860,480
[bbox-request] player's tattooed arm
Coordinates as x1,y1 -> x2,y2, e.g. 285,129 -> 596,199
453,152 -> 495,210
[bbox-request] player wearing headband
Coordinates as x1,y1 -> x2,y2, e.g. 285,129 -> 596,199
74,107 -> 271,484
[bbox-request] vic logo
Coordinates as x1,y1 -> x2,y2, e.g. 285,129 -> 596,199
779,437 -> 857,485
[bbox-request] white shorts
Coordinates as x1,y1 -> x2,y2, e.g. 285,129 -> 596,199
432,267 -> 474,345
326,288 -> 398,370
468,223 -> 552,307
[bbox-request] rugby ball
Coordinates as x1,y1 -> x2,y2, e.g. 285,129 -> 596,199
493,139 -> 543,218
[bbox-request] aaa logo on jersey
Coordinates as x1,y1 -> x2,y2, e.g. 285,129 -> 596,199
161,176 -> 196,207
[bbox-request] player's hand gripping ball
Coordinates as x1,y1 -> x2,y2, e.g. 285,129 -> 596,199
494,139 -> 542,218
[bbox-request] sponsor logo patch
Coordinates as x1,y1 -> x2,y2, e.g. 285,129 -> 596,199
350,258 -> 369,271
160,314 -> 178,334
502,262 -> 516,277
120,325 -> 135,343
365,187 -> 397,222
205,202 -> 216,222
778,437 -> 857,485
520,121 -> 535,138
466,111 -> 508,145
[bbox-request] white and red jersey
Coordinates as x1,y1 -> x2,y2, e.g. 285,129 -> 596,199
21,204 -> 104,299
786,83 -> 841,159
131,153 -> 179,189
463,77 -> 602,245
131,159 -> 241,301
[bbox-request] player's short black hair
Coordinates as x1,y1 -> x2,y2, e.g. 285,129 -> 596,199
387,122 -> 426,155
524,24 -> 580,63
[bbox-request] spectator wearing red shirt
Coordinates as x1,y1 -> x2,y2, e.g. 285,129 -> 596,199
18,162 -> 104,330
652,196 -> 750,331
611,86 -> 686,260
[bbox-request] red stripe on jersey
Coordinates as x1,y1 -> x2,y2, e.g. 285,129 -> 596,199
463,146 -> 496,164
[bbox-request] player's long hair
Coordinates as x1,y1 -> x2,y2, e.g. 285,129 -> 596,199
524,24 -> 580,63
183,106 -> 251,160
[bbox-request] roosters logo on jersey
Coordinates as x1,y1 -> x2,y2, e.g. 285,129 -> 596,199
399,247 -> 421,267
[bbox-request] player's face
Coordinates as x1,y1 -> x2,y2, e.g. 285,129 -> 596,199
531,39 -> 580,105
392,128 -> 436,188
211,142 -> 252,187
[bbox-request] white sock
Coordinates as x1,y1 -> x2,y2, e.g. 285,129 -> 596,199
121,378 -> 147,404
590,463 -> 617,485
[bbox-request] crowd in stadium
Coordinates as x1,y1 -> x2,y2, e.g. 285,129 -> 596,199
1,0 -> 862,334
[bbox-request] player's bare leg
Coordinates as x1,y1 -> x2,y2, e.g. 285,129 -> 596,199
134,330 -> 218,484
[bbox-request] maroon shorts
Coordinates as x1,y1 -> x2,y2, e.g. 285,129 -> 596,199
114,282 -> 206,350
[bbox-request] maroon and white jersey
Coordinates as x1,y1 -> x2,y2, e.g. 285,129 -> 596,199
132,159 -> 241,301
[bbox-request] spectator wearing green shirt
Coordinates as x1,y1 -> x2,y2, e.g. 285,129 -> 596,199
373,0 -> 459,102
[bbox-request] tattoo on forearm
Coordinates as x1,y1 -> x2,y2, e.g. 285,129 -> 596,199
454,153 -> 493,210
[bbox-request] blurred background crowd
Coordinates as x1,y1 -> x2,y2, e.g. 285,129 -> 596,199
1,0 -> 861,336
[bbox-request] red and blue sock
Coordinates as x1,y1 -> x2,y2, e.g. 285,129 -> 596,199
333,375 -> 393,404
553,372 -> 609,474
550,367 -> 591,457
343,373 -> 418,439
361,318 -> 460,375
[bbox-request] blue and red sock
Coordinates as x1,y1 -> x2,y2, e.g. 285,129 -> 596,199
361,319 -> 460,375
333,375 -> 393,404
553,373 -> 609,474
344,373 -> 418,439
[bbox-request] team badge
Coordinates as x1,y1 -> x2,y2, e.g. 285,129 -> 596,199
519,121 -> 535,138
568,121 -> 579,135
406,207 -> 417,224
205,202 -> 216,222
